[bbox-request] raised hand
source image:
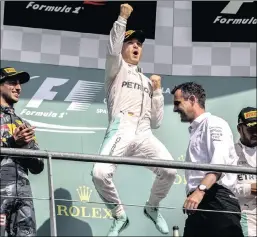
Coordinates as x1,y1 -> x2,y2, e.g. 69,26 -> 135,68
150,75 -> 162,91
120,3 -> 133,20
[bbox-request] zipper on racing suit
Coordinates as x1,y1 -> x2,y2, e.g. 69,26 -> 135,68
136,67 -> 145,135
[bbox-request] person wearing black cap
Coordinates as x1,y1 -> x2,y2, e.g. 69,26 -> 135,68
234,107 -> 257,237
91,3 -> 177,236
0,67 -> 44,236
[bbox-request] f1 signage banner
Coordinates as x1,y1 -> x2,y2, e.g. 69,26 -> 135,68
192,1 -> 257,43
3,1 -> 157,39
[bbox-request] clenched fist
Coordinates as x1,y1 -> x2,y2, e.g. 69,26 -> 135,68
120,3 -> 133,20
150,75 -> 161,91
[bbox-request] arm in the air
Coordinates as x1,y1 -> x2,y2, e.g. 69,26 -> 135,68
105,4 -> 133,81
150,89 -> 164,129
105,16 -> 127,81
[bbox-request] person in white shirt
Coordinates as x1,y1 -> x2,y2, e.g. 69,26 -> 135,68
234,107 -> 257,237
171,82 -> 244,237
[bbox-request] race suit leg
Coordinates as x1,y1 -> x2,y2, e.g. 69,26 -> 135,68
241,211 -> 257,237
92,115 -> 134,217
0,181 -> 16,236
133,133 -> 177,207
0,178 -> 36,237
12,178 -> 37,237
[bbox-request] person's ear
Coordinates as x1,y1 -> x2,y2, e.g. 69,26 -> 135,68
237,124 -> 241,133
189,95 -> 196,105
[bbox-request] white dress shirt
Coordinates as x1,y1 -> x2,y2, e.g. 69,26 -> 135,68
185,112 -> 239,195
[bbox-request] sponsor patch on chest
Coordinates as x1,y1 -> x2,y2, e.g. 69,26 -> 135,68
121,81 -> 153,98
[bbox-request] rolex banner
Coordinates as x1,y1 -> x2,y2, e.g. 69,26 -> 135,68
0,60 -> 256,236
3,1 -> 157,39
192,1 -> 257,42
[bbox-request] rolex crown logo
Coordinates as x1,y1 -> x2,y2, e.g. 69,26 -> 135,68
77,186 -> 93,202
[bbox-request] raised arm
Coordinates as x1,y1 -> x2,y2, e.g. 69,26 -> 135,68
150,75 -> 164,129
105,4 -> 133,82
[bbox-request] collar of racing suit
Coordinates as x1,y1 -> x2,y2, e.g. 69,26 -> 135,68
127,63 -> 142,73
0,104 -> 15,114
237,140 -> 257,168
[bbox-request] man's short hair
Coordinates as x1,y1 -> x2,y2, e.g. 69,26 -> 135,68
171,82 -> 206,109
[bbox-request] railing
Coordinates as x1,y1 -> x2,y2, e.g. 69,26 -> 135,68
1,148 -> 257,236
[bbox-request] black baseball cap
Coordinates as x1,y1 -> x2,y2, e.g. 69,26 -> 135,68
238,107 -> 257,127
124,30 -> 145,43
0,67 -> 30,84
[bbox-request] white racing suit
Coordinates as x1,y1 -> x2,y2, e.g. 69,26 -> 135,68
234,140 -> 257,237
92,16 -> 177,216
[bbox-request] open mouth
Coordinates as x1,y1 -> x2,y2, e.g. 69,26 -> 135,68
178,111 -> 185,118
133,51 -> 139,56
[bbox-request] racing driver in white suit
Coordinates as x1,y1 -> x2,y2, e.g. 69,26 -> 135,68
92,3 -> 177,236
234,107 -> 257,237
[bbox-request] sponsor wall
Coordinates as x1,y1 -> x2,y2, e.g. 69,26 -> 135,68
0,1 -> 256,77
1,60 -> 256,236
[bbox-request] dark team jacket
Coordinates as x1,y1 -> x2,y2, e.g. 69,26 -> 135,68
0,105 -> 44,181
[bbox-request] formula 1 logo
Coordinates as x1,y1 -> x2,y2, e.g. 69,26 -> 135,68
220,1 -> 254,15
19,76 -> 106,134
26,1 -> 83,14
213,1 -> 256,25
25,77 -> 103,112
25,1 -> 107,14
